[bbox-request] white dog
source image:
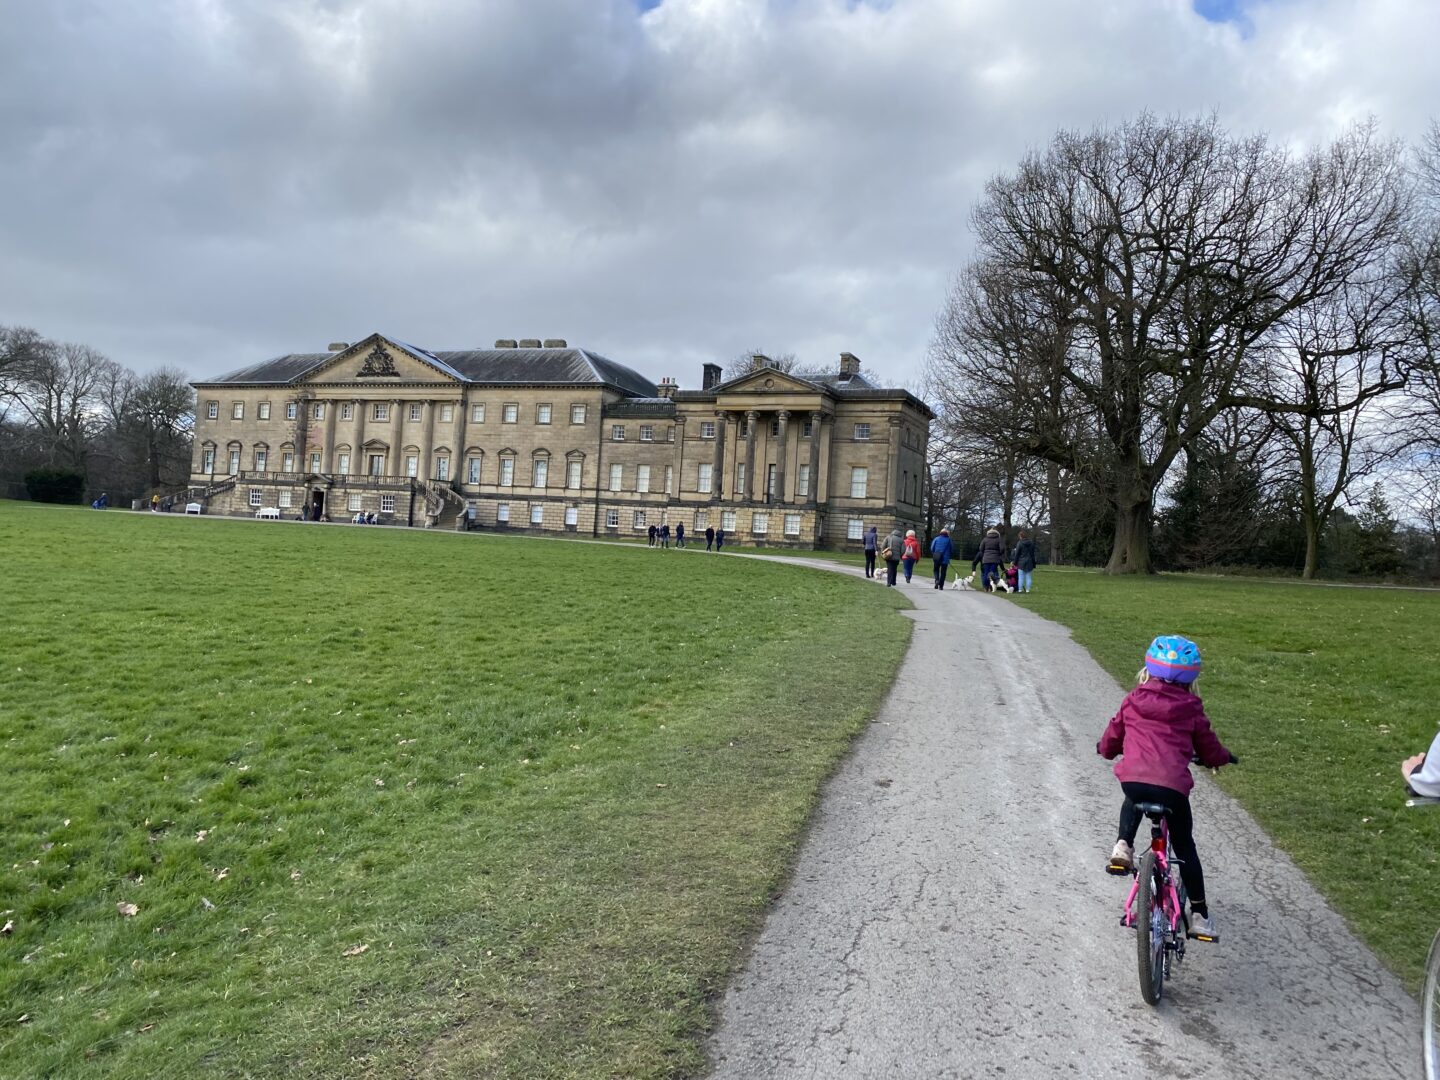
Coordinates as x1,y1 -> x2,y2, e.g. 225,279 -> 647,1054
952,570 -> 974,591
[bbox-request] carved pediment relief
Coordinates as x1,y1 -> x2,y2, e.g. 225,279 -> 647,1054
718,368 -> 823,395
356,344 -> 400,377
300,334 -> 460,387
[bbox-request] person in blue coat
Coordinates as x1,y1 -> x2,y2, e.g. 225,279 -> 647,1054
930,527 -> 954,590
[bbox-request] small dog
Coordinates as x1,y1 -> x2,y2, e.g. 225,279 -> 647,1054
952,570 -> 974,591
993,573 -> 1010,594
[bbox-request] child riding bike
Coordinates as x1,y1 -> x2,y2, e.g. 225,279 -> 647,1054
1096,635 -> 1237,942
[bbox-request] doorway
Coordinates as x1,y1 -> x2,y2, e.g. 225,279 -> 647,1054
311,490 -> 325,521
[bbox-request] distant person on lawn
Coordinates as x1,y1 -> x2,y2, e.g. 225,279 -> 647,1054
676,522 -> 685,548
716,527 -> 725,551
706,525 -> 715,551
975,527 -> 1006,591
901,529 -> 921,583
1012,530 -> 1037,593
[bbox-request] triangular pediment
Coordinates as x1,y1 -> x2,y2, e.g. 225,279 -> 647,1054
714,367 -> 827,396
299,334 -> 462,386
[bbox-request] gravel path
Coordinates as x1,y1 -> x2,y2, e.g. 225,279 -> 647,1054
706,561 -> 1417,1080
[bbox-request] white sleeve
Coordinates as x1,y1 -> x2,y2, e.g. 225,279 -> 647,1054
1410,732 -> 1440,798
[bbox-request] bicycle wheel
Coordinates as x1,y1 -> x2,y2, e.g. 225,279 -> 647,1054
1135,850 -> 1165,1006
1424,927 -> 1440,1080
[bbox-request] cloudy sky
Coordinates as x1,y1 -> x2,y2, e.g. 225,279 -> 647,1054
2,0 -> 1438,393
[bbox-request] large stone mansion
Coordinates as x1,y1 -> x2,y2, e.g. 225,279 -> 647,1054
188,334 -> 932,548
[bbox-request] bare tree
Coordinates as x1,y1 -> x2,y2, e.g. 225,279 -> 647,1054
130,368 -> 196,489
947,115 -> 1408,573
7,340 -> 121,470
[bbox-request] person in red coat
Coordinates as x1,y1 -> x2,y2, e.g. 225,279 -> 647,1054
1097,635 -> 1237,941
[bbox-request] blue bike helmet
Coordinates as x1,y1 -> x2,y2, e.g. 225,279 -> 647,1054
1145,635 -> 1202,684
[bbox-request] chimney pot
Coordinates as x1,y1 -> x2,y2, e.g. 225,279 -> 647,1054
657,377 -> 677,399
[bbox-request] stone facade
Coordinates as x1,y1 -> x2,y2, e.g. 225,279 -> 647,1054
188,335 -> 932,548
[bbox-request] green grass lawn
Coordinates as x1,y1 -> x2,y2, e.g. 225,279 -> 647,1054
1015,568 -> 1440,988
0,503 -> 910,1078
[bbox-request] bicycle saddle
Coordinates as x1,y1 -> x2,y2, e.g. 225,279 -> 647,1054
1135,802 -> 1170,817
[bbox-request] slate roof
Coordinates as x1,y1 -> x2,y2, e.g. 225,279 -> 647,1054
196,341 -> 657,398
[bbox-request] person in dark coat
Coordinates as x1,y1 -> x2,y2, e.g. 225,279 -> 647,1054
1012,529 -> 1037,593
929,527 -> 954,590
676,522 -> 686,548
705,525 -> 716,551
862,525 -> 879,578
660,523 -> 670,548
715,527 -> 726,551
648,524 -> 657,547
975,527 -> 1006,591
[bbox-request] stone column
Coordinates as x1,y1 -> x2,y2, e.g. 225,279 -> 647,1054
808,411 -> 823,506
323,399 -> 338,473
452,397 -> 469,486
452,399 -> 466,483
773,410 -> 790,504
389,399 -> 404,477
295,395 -> 310,474
711,410 -> 727,502
886,415 -> 902,510
743,410 -> 758,503
816,413 -> 832,503
672,415 -> 686,500
351,399 -> 367,475
418,402 -> 434,480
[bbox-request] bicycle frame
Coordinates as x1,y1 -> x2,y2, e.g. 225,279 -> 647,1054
1121,814 -> 1185,936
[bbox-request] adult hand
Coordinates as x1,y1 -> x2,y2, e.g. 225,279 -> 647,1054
1402,752 -> 1426,782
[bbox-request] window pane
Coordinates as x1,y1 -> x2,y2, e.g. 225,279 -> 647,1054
232,402 -> 244,419
348,493 -> 363,512
640,425 -> 653,442
436,456 -> 450,481
530,504 -> 544,524
410,404 -> 422,421
636,464 -> 650,493
497,503 -> 510,521
854,423 -> 870,440
611,425 -> 625,441
471,404 -> 484,422
850,467 -> 868,499
249,489 -> 262,506
752,513 -> 768,534
697,463 -> 712,493
406,455 -> 418,478
500,458 -> 514,486
605,509 -> 618,527
784,513 -> 800,535
285,402 -> 297,419
533,459 -> 548,487
537,404 -> 551,424
721,511 -> 736,531
278,489 -> 292,508
440,405 -> 453,422
798,464 -> 810,496
503,403 -> 518,422
700,421 -> 715,438
847,518 -> 863,539
381,495 -> 396,513
309,452 -> 321,471
207,401 -> 218,419
567,459 -> 582,488
571,404 -> 586,424
467,456 -> 481,484
633,510 -> 646,528
338,453 -> 350,474
609,464 -> 622,491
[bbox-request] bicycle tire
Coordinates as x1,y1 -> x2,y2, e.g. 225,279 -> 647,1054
1136,850 -> 1165,1006
1424,926 -> 1440,1080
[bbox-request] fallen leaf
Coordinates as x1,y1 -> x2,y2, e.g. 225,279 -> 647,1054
343,943 -> 369,957
213,868 -> 229,881
117,902 -> 139,917
1,920 -> 12,935
17,1014 -> 30,1024
195,830 -> 208,843
200,898 -> 215,911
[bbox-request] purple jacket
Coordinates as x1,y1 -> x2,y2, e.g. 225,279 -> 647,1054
1096,681 -> 1230,795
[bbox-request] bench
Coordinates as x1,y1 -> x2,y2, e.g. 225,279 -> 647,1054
255,507 -> 282,520
185,502 -> 203,515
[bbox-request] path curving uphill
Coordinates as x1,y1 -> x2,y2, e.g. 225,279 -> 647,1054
707,559 -> 1416,1080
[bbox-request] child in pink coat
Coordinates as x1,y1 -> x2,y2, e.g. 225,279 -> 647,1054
1096,635 -> 1236,941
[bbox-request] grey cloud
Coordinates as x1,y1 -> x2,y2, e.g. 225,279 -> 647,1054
2,0 -> 1438,392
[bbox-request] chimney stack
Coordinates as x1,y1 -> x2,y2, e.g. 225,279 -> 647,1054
838,352 -> 861,380
751,353 -> 772,369
656,377 -> 677,399
542,338 -> 567,348
702,362 -> 722,390
494,338 -> 518,348
327,342 -> 350,352
518,338 -> 542,348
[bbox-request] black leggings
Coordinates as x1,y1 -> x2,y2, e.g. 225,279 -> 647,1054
864,550 -> 877,577
1118,781 -> 1207,909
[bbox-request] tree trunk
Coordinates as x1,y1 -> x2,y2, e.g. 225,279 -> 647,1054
1105,498 -> 1153,574
1298,443 -> 1320,580
1046,462 -> 1063,566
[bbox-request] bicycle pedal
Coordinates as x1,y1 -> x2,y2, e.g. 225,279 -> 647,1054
1105,864 -> 1131,876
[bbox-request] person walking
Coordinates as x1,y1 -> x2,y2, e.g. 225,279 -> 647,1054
676,522 -> 686,549
1012,529 -> 1037,593
706,525 -> 716,551
660,523 -> 670,549
901,529 -> 922,583
862,525 -> 879,578
930,527 -> 954,590
648,524 -> 657,547
976,527 -> 1006,592
716,527 -> 726,552
883,526 -> 904,587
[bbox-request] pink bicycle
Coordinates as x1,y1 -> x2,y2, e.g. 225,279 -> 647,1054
1120,802 -> 1205,1005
